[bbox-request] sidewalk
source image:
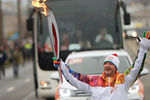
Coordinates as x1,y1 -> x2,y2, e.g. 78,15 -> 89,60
4,61 -> 33,79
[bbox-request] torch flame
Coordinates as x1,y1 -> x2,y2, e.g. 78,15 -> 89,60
32,0 -> 48,16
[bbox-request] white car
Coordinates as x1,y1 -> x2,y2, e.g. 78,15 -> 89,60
52,50 -> 149,100
123,24 -> 138,39
123,29 -> 138,39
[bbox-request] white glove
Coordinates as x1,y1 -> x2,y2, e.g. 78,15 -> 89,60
139,31 -> 150,51
139,38 -> 150,50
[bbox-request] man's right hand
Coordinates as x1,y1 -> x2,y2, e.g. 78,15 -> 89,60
53,57 -> 61,67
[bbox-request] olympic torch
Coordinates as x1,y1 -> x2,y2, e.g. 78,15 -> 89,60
32,0 -> 63,83
47,9 -> 63,83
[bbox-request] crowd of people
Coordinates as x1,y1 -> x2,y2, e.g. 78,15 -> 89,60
60,27 -> 113,51
0,40 -> 32,79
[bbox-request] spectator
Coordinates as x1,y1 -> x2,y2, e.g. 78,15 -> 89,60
12,47 -> 23,78
0,46 -> 7,79
61,33 -> 70,51
24,41 -> 32,61
72,29 -> 91,49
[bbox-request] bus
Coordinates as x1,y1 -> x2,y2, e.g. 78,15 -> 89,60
27,0 -> 130,99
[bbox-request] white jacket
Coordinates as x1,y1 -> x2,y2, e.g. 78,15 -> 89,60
60,47 -> 147,100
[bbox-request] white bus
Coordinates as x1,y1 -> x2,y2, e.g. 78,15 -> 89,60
27,0 -> 130,99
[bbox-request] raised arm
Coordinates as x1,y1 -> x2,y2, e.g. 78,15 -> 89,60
125,32 -> 150,90
53,58 -> 92,94
124,50 -> 147,84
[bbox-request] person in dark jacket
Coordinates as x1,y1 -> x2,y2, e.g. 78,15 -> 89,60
12,47 -> 23,78
0,46 -> 7,79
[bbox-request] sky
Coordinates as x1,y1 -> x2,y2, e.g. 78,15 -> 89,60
2,0 -> 32,13
2,0 -> 29,4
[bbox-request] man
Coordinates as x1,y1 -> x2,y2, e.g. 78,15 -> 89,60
72,29 -> 91,49
12,47 -> 23,78
95,27 -> 114,44
53,32 -> 150,100
0,46 -> 7,79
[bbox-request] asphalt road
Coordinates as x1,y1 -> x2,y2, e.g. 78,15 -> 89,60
0,62 -> 45,100
0,39 -> 150,100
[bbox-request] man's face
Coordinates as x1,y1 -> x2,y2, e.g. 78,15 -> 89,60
104,61 -> 117,77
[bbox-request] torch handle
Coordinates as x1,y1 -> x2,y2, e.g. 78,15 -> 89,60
47,9 -> 63,83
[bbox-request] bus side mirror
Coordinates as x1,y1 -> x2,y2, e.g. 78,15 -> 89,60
124,13 -> 130,25
27,18 -> 34,31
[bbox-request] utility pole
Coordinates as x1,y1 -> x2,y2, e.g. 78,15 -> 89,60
0,0 -> 3,46
17,0 -> 22,41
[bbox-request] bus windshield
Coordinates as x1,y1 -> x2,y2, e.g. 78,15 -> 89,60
37,0 -> 123,70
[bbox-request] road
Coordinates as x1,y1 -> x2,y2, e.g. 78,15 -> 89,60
0,62 -> 45,100
0,39 -> 150,100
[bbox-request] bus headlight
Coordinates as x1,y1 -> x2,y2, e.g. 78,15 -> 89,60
59,88 -> 75,97
40,81 -> 50,87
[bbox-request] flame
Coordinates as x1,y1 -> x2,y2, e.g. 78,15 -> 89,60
32,0 -> 48,16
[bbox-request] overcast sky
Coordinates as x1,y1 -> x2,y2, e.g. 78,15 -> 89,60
2,0 -> 32,13
2,0 -> 29,4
